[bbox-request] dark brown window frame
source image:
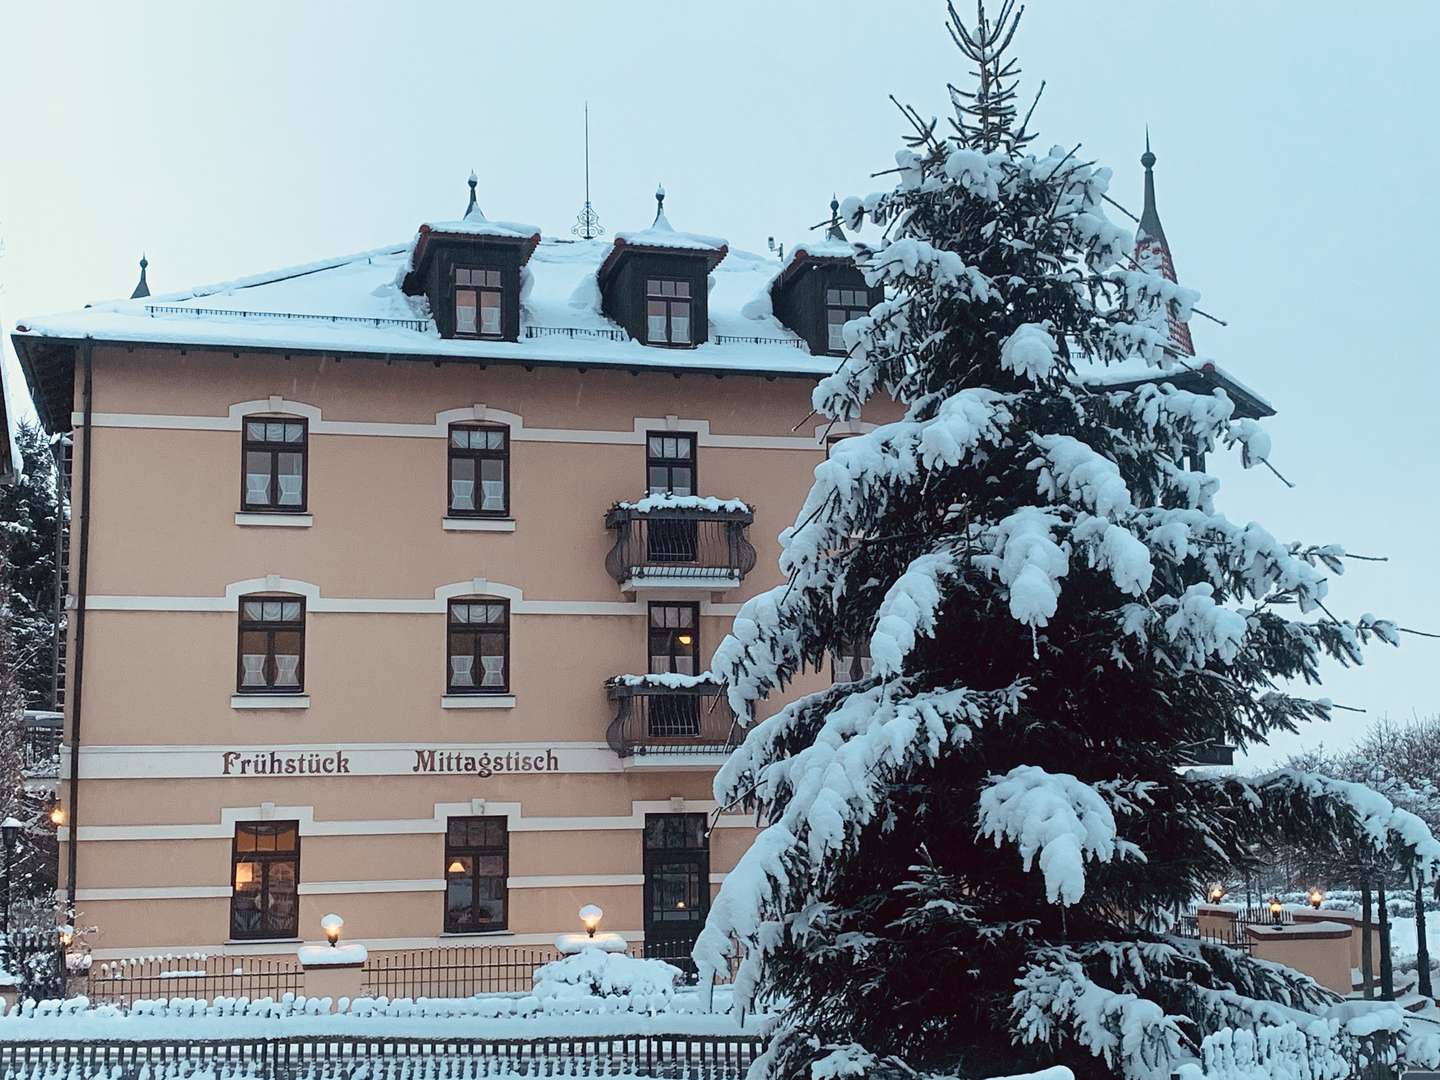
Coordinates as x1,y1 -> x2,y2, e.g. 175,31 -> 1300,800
229,821 -> 301,942
443,816 -> 509,933
236,594 -> 306,694
240,416 -> 309,513
643,278 -> 694,347
446,423 -> 511,517
824,287 -> 871,356
446,599 -> 511,695
453,266 -> 505,340
642,813 -> 710,953
648,602 -> 700,675
645,432 -> 697,496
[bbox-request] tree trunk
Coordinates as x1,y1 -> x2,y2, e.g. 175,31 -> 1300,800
1417,881 -> 1433,999
1361,876 -> 1375,999
1378,879 -> 1394,1000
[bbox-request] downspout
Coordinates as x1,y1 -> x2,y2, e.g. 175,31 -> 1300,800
64,340 -> 94,907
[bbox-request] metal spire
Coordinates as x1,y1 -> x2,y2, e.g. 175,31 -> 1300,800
825,194 -> 846,242
130,254 -> 150,300
465,171 -> 480,219
653,182 -> 666,225
572,102 -> 605,240
1132,131 -> 1194,356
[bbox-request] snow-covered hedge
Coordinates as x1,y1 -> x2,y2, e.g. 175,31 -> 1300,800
532,948 -> 683,1014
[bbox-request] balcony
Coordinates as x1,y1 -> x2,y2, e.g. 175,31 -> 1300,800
22,711 -> 63,782
605,675 -> 741,763
604,497 -> 757,591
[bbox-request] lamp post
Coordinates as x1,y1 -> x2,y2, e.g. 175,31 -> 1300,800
1268,896 -> 1284,926
579,904 -> 604,939
320,913 -> 344,947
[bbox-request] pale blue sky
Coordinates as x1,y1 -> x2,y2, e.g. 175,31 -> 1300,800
2,2 -> 1436,765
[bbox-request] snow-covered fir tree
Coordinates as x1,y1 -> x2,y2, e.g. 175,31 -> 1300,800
695,5 -> 1440,1077
0,421 -> 62,708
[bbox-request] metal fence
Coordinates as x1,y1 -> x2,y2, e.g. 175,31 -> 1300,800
0,1035 -> 763,1079
605,681 -> 740,758
361,943 -> 562,999
85,953 -> 304,1006
604,507 -> 757,586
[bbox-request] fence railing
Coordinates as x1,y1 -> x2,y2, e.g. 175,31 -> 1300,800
712,334 -> 807,349
85,953 -> 304,1006
144,304 -> 431,332
523,325 -> 628,342
605,679 -> 740,758
361,943 -> 562,999
603,506 -> 757,586
0,1035 -> 763,1079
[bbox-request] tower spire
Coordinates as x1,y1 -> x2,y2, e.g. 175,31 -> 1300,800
130,254 -> 150,300
825,194 -> 846,243
1132,133 -> 1194,356
465,171 -> 481,219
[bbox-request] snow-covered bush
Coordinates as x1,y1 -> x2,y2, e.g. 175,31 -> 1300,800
531,947 -> 683,1015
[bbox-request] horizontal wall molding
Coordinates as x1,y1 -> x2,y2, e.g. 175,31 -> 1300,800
84,576 -> 744,618
66,796 -> 756,841
76,872 -> 730,903
74,401 -> 837,452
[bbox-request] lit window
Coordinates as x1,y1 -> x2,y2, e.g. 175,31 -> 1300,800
447,600 -> 510,694
455,267 -> 504,338
645,278 -> 692,346
825,287 -> 871,354
230,822 -> 299,941
237,596 -> 305,693
448,424 -> 509,516
444,817 -> 508,932
241,417 -> 307,511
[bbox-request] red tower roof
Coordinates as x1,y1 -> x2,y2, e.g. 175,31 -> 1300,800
1135,136 -> 1195,357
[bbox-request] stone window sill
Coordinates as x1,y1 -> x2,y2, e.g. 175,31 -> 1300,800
231,694 -> 311,710
441,695 -> 516,710
442,517 -> 516,532
236,512 -> 313,528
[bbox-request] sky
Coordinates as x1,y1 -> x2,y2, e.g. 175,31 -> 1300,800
1,1 -> 1436,767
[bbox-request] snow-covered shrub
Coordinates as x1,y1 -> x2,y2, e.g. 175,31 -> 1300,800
531,947 -> 682,1014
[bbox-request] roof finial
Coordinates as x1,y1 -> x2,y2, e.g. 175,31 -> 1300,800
572,102 -> 605,240
825,194 -> 846,242
465,171 -> 480,218
1141,126 -> 1156,171
654,182 -> 666,224
130,253 -> 150,300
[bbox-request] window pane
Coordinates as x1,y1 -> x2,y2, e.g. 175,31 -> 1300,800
450,457 -> 476,511
446,877 -> 476,929
272,631 -> 302,688
479,458 -> 505,510
670,308 -> 690,343
245,453 -> 272,505
456,289 -> 478,334
449,646 -> 476,688
647,301 -> 667,343
485,430 -> 506,450
277,453 -> 303,505
479,292 -> 502,334
246,422 -> 266,441
670,467 -> 692,496
280,601 -> 302,622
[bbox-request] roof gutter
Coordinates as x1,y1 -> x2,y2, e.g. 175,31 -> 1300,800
63,339 -> 93,908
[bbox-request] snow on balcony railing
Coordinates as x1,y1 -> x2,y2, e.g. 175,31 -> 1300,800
605,675 -> 739,758
523,325 -> 628,342
603,499 -> 756,588
144,305 -> 432,332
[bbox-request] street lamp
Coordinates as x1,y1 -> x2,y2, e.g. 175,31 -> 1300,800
48,806 -> 64,827
1308,888 -> 1323,910
1207,885 -> 1225,904
579,904 -> 603,938
1268,896 -> 1283,926
320,912 -> 344,947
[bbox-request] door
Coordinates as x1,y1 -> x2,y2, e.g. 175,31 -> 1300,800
643,813 -> 710,967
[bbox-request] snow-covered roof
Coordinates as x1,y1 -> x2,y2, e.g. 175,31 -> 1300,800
1078,358 -> 1275,420
609,212 -> 728,256
0,353 -> 20,483
770,235 -> 864,295
11,236 -> 836,404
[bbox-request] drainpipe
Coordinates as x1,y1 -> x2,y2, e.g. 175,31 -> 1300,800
64,340 -> 94,906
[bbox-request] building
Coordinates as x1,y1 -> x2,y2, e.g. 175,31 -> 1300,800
10,183 -> 886,959
0,354 -> 18,485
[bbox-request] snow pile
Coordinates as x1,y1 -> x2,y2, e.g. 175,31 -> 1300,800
978,766 -> 1124,905
297,943 -> 367,967
609,672 -> 717,690
613,494 -> 752,515
531,948 -> 683,1016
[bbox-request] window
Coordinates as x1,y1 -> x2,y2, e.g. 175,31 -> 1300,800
447,600 -> 510,694
454,267 -> 504,338
242,417 -> 307,512
645,278 -> 692,346
649,603 -> 700,737
444,816 -> 508,932
230,822 -> 299,941
825,287 -> 871,354
448,424 -> 509,516
237,596 -> 305,693
643,814 -> 709,959
834,636 -> 874,683
646,433 -> 696,496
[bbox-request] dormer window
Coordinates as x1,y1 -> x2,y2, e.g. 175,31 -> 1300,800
646,279 -> 692,346
825,287 -> 871,354
454,268 -> 504,338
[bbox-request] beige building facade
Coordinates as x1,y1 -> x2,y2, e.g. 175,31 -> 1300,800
13,192 -> 886,959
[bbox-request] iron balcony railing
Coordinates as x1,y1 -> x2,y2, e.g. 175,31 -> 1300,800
144,304 -> 431,332
524,325 -> 628,342
22,712 -> 62,778
712,334 -> 807,348
604,504 -> 757,587
606,677 -> 741,759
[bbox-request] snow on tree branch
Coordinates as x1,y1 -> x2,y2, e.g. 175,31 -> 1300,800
869,550 -> 959,679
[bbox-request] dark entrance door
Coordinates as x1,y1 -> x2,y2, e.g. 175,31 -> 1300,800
642,813 -> 709,967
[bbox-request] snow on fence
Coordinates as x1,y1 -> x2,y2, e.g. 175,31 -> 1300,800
86,954 -> 304,1006
0,1033 -> 763,1079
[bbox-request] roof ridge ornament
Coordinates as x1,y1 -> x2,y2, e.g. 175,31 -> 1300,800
652,182 -> 671,230
825,194 -> 846,243
465,171 -> 483,221
130,254 -> 151,300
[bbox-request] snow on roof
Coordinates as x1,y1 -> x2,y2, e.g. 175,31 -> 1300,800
420,208 -> 542,243
610,210 -> 728,255
1077,357 -> 1275,418
12,236 -> 830,378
